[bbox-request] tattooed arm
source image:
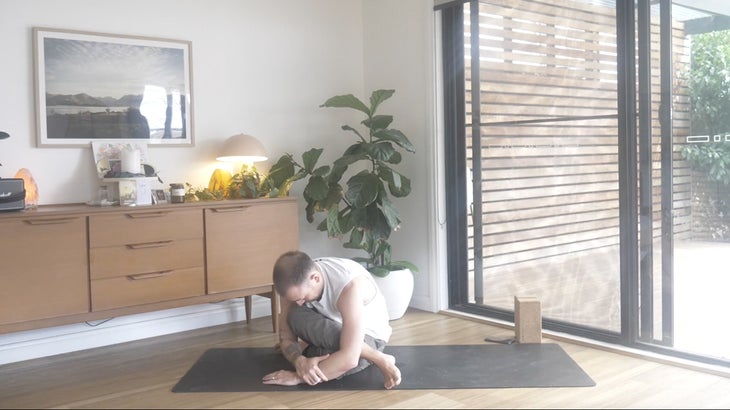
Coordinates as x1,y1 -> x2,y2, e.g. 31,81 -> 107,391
262,299 -> 329,386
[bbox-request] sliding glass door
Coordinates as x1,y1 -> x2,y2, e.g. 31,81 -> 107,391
440,0 -> 729,366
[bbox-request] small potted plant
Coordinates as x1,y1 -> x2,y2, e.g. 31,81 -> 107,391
264,89 -> 418,319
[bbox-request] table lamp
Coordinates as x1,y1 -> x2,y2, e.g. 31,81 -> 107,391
216,133 -> 268,165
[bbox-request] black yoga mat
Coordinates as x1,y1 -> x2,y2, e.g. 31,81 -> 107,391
172,343 -> 595,392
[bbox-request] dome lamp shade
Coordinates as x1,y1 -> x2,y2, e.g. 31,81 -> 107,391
216,133 -> 268,163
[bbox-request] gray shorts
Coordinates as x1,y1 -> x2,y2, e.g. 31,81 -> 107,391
287,304 -> 386,377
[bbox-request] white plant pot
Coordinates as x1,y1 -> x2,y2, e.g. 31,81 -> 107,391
372,268 -> 414,321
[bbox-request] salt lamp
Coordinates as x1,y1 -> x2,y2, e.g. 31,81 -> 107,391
14,168 -> 38,208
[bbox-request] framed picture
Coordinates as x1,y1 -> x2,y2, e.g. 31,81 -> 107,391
92,141 -> 151,178
33,27 -> 194,147
152,189 -> 168,204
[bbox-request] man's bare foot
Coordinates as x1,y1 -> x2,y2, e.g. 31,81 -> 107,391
376,353 -> 401,390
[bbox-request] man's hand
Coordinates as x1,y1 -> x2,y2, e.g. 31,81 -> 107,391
262,369 -> 301,386
294,354 -> 330,385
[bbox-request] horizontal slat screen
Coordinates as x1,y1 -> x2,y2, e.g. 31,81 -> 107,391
465,0 -> 691,282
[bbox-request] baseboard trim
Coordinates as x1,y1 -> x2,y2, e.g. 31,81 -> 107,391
0,297 -> 271,366
408,295 -> 435,313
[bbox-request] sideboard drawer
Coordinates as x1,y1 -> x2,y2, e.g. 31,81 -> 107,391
91,266 -> 205,311
90,238 -> 204,279
89,208 -> 203,247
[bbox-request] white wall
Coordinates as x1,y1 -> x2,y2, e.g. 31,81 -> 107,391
361,0 -> 441,313
1,0 -> 363,236
0,0 -> 440,364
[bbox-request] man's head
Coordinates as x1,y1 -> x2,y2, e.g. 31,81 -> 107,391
273,250 -> 322,305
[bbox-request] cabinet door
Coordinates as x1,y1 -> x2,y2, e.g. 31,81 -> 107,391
0,216 -> 89,325
205,200 -> 298,294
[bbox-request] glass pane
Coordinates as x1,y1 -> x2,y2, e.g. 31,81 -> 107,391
671,1 -> 730,361
465,0 -> 621,331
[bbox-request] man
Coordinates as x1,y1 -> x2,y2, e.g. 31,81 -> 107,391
261,250 -> 401,390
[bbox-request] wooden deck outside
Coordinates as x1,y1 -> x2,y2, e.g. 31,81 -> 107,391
473,239 -> 730,361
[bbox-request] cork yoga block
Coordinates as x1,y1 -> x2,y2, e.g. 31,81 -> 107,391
514,296 -> 542,344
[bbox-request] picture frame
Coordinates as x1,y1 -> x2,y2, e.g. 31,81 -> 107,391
91,141 -> 151,178
152,189 -> 168,204
33,27 -> 194,147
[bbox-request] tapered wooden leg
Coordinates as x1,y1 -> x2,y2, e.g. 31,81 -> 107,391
244,295 -> 252,324
244,290 -> 278,333
270,288 -> 279,334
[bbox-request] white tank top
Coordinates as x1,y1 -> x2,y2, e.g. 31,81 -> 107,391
308,257 -> 392,342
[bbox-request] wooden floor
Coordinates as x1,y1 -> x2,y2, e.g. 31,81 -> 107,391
1,309 -> 729,409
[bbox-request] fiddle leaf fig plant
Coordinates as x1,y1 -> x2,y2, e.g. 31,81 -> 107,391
263,89 -> 418,276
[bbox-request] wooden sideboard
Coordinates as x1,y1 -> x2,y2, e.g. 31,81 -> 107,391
0,197 -> 299,335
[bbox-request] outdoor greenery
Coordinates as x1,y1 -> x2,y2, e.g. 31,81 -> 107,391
682,29 -> 730,240
682,30 -> 730,185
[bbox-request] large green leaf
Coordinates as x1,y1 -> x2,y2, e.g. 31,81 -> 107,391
320,183 -> 344,209
293,168 -> 309,181
369,89 -> 395,114
326,162 -> 347,187
380,194 -> 401,230
360,203 -> 392,241
304,175 -> 329,201
345,171 -> 381,208
338,206 -> 353,232
379,167 -> 411,197
305,200 -> 317,223
302,148 -> 323,172
343,142 -> 366,156
312,165 -> 330,177
321,94 -> 370,115
368,236 -> 391,266
363,115 -> 393,131
316,217 -> 328,232
373,128 -> 415,153
348,207 -> 369,232
344,227 -> 364,249
342,125 -> 365,141
364,142 -> 397,163
385,151 -> 402,165
368,266 -> 392,277
262,155 -> 295,188
325,205 -> 342,238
